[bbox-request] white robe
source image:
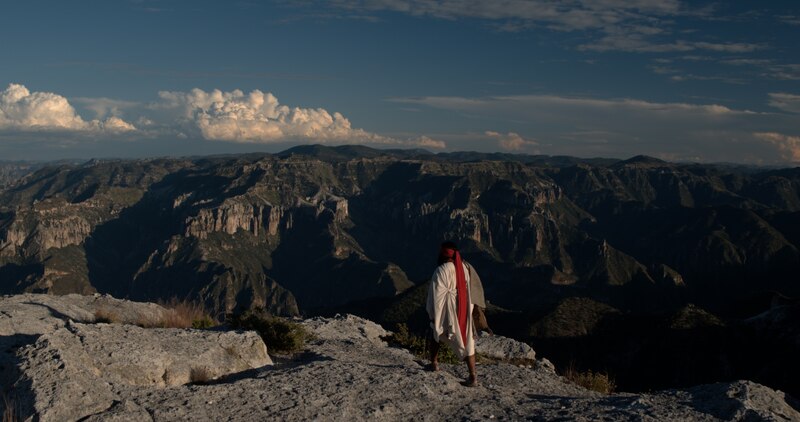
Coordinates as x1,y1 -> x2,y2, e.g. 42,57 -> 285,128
426,261 -> 475,359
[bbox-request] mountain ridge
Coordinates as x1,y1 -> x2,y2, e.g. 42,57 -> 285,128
1,145 -> 798,395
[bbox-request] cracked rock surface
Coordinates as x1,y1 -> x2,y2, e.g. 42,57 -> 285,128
1,294 -> 799,421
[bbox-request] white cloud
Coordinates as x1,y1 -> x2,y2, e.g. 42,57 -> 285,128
0,83 -> 442,150
405,135 -> 446,149
157,88 -> 394,145
0,83 -> 135,133
152,87 -> 443,148
755,132 -> 800,162
768,93 -> 800,114
1,83 -> 90,131
102,116 -> 137,132
485,131 -> 538,151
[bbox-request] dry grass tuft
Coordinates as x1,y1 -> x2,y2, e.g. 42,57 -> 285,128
2,394 -> 19,422
189,367 -> 214,384
94,308 -> 121,324
136,298 -> 218,329
563,363 -> 616,394
133,315 -> 165,328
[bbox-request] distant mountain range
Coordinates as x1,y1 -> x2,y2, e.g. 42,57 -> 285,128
2,145 -> 798,313
1,145 -> 798,394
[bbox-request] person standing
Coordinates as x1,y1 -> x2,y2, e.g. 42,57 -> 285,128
426,241 -> 477,386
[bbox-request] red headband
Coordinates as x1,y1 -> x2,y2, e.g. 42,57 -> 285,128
440,247 -> 456,258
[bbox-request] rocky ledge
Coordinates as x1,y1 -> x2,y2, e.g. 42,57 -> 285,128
1,294 -> 798,421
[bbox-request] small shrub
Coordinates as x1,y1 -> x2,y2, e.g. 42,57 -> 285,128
189,367 -> 213,384
563,364 -> 616,394
94,308 -> 120,324
383,323 -> 461,365
227,309 -> 308,354
191,315 -> 217,329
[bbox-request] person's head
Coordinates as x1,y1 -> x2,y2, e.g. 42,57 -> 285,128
438,241 -> 459,265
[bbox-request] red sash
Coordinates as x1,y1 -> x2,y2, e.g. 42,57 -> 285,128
440,247 -> 468,346
453,251 -> 468,346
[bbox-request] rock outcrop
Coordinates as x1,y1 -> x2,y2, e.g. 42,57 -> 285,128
475,331 -> 537,362
0,294 -> 272,421
1,294 -> 798,421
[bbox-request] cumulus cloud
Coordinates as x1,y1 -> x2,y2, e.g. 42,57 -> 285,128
768,93 -> 800,113
0,83 -> 135,133
755,132 -> 800,162
1,83 -> 91,131
0,83 -> 443,150
157,88 -> 396,145
102,116 -> 137,132
485,131 -> 538,151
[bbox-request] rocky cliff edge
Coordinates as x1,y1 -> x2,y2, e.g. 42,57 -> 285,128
0,294 -> 798,421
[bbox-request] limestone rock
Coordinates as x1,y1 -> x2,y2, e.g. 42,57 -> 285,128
0,294 -> 272,422
534,357 -> 556,374
0,293 -> 169,333
475,331 -> 536,362
684,381 -> 800,421
15,321 -> 271,421
1,296 -> 799,422
302,314 -> 389,346
62,321 -> 270,387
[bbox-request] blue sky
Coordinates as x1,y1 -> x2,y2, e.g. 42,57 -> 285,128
1,0 -> 799,164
